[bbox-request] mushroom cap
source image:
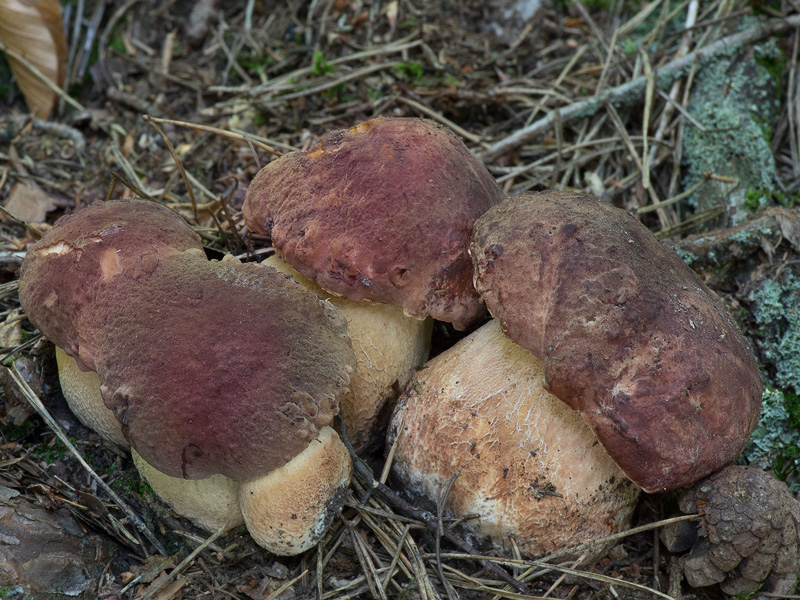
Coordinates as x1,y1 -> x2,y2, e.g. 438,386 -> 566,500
243,117 -> 504,330
470,191 -> 763,493
19,201 -> 355,482
265,255 -> 432,452
388,319 -> 640,559
19,199 -> 202,370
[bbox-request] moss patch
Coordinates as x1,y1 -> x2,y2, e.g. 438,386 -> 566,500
683,36 -> 784,225
744,386 -> 800,485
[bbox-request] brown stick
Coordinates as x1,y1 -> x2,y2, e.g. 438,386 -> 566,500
479,15 -> 800,163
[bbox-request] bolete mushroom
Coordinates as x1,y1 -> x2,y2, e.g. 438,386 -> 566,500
388,190 -> 762,558
243,116 -> 504,450
19,199 -> 356,555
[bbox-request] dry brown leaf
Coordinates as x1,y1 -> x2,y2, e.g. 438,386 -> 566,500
0,0 -> 67,118
4,180 -> 56,222
0,309 -> 23,347
773,207 -> 800,253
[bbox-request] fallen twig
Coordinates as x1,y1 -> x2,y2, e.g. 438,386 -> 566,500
479,15 -> 800,163
7,364 -> 167,556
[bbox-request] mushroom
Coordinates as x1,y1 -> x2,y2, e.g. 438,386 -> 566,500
469,191 -> 763,493
19,199 -> 356,555
243,116 -> 504,450
388,190 -> 762,558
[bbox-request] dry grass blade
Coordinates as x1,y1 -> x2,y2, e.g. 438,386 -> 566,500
6,363 -> 167,556
210,35 -> 422,96
430,553 -> 676,600
345,517 -> 388,600
145,115 -> 284,157
536,513 -> 700,566
143,114 -> 199,221
435,471 -> 460,600
382,523 -> 412,594
0,0 -> 66,117
265,569 -> 309,600
140,522 -> 230,600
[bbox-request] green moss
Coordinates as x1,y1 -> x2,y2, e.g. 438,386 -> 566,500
0,587 -> 33,600
755,44 -> 787,105
682,37 -> 783,224
238,51 -> 276,82
310,50 -> 333,77
743,272 -> 800,485
0,418 -> 34,441
729,583 -> 764,600
32,437 -> 77,464
744,188 -> 797,213
743,188 -> 767,213
750,274 -> 800,393
744,386 -> 800,484
672,247 -> 697,266
399,14 -> 419,31
113,471 -> 153,497
394,61 -> 425,84
728,228 -> 765,245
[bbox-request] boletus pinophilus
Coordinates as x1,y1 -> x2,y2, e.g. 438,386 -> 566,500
243,116 -> 504,450
389,190 -> 762,559
19,199 -> 356,555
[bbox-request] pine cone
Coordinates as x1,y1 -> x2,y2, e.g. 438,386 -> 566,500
661,465 -> 800,596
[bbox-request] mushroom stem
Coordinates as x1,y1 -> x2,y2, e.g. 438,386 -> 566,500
132,449 -> 243,532
389,319 -> 640,560
55,347 -> 128,449
239,426 -> 351,555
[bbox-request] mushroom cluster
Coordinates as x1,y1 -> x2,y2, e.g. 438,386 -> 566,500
18,199 -> 356,555
19,118 -> 767,569
243,116 -> 504,450
388,190 -> 763,558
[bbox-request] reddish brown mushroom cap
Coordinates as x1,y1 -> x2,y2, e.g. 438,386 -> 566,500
243,117 -> 504,330
18,199 -> 202,371
470,191 -> 763,493
20,200 -> 355,482
97,253 -> 352,480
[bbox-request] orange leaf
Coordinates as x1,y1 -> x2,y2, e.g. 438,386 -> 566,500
0,0 -> 67,118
